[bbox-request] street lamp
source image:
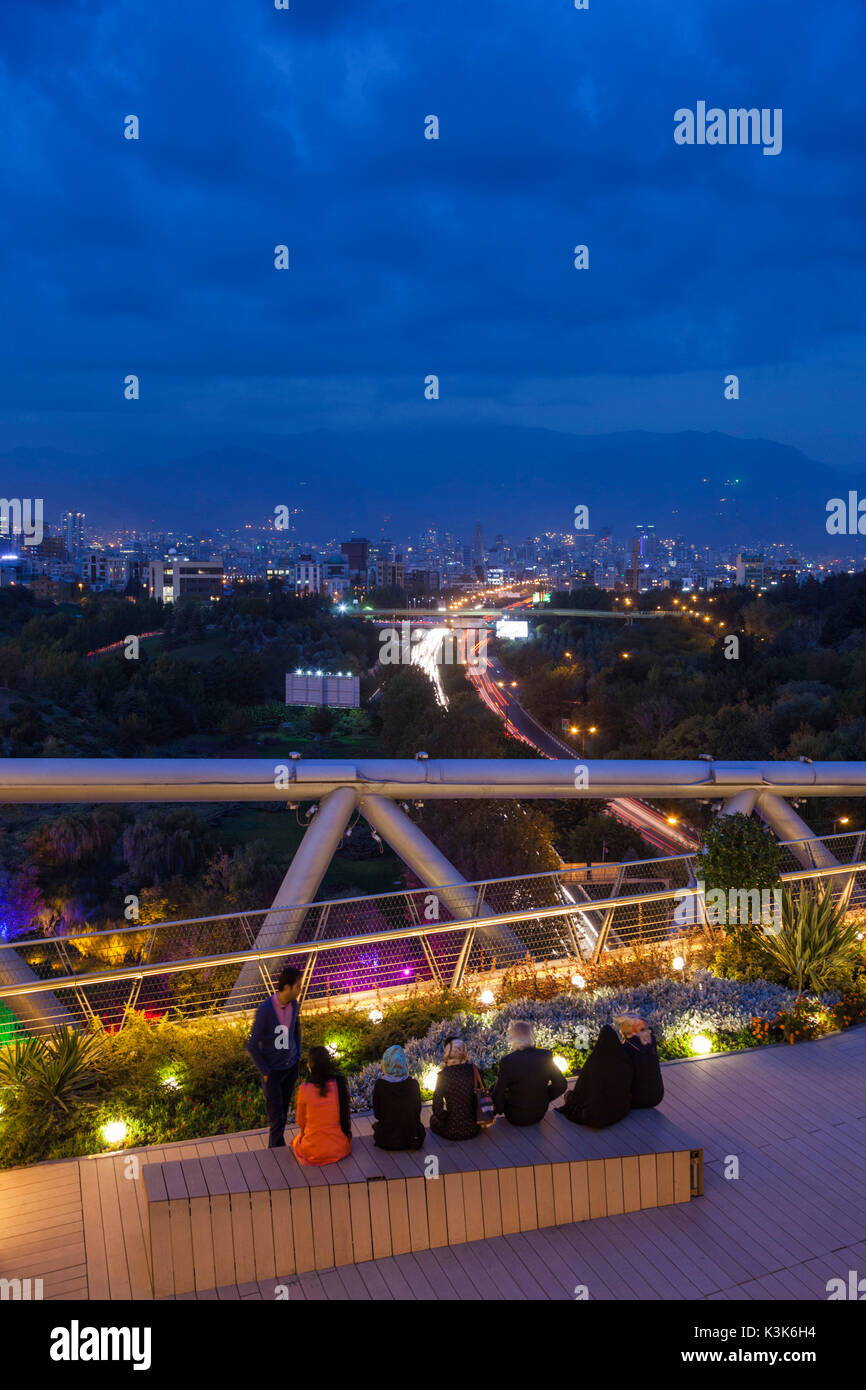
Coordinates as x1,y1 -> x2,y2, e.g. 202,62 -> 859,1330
833,816 -> 850,835
570,724 -> 598,757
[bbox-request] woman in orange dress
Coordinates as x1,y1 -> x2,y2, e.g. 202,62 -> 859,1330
291,1046 -> 352,1166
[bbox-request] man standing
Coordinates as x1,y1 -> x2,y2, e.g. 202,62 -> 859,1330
245,966 -> 303,1147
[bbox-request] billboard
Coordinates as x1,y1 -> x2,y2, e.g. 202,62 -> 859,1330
495,618 -> 529,639
285,672 -> 360,708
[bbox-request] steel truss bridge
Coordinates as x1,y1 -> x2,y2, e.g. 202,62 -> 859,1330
1,758 -> 864,1031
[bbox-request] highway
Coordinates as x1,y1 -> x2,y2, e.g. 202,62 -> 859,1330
464,634 -> 699,856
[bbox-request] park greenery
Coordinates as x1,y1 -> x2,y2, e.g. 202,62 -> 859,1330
2,573 -> 866,1166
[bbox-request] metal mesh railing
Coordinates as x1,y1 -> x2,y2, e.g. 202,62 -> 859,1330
2,838 -> 864,1038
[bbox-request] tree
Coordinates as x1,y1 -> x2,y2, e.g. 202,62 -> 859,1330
694,812 -> 781,934
27,810 -> 121,869
0,866 -> 43,941
417,801 -> 560,882
122,811 -> 211,886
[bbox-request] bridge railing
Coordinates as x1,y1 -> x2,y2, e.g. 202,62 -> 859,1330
2,844 -> 864,1038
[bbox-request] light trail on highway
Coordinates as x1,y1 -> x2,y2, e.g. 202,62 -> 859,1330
463,630 -> 699,855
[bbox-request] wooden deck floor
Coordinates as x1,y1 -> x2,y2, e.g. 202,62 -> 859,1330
2,1025 -> 865,1301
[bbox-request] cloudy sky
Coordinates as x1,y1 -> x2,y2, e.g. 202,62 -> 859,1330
0,0 -> 863,532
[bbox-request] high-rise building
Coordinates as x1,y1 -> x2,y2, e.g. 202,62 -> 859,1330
61,511 -> 86,560
376,556 -> 405,590
341,537 -> 370,601
736,553 -> 765,589
293,554 -> 321,594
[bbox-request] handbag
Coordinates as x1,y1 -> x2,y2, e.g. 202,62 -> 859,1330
473,1065 -> 496,1127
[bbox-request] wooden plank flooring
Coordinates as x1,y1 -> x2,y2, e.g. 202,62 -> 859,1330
2,1026 -> 865,1301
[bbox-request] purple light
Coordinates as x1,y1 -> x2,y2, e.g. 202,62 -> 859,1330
402,968 -> 412,977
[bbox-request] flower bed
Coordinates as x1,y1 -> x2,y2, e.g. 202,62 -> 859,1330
1,971 -> 864,1170
344,971 -> 855,1109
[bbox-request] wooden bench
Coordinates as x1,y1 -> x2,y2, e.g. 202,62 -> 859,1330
141,1106 -> 703,1297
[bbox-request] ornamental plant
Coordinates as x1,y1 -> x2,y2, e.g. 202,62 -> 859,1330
694,812 -> 781,938
760,885 -> 863,997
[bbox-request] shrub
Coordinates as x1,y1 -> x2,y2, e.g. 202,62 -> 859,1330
760,886 -> 864,995
695,813 -> 781,935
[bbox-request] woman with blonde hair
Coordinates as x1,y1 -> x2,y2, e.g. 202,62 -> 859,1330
615,1014 -> 664,1109
429,1037 -> 482,1141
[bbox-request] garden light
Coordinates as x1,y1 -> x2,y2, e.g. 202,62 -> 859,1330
690,1034 -> 713,1055
368,1008 -> 384,1023
102,1120 -> 127,1145
423,1067 -> 440,1092
161,1074 -> 180,1090
672,955 -> 685,971
571,973 -> 586,988
326,1042 -> 339,1057
479,989 -> 495,1005
552,1055 -> 569,1073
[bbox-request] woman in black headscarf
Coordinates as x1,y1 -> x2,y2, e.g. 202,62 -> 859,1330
556,1023 -> 633,1128
617,1015 -> 664,1109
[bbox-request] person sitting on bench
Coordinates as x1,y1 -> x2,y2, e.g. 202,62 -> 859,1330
491,1019 -> 568,1126
291,1046 -> 352,1166
556,1023 -> 633,1129
429,1038 -> 481,1141
616,1014 -> 664,1109
372,1045 -> 426,1150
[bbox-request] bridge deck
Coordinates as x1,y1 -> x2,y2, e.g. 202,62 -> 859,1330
2,1025 -> 865,1301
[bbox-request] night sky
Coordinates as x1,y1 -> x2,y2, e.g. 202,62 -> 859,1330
0,0 -> 864,536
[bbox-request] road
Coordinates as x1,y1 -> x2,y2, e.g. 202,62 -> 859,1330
465,636 -> 699,856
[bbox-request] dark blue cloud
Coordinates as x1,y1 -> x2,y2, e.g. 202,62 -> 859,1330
0,0 -> 863,529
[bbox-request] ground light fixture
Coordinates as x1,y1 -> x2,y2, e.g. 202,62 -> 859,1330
552,1055 -> 569,1073
101,1120 -> 127,1145
325,1042 -> 339,1057
571,973 -> 586,988
672,955 -> 686,971
368,1008 -> 384,1023
423,1067 -> 440,1091
479,988 -> 495,1005
161,1074 -> 180,1090
690,1034 -> 713,1055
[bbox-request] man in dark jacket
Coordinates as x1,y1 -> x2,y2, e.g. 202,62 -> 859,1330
492,1020 -> 568,1126
245,966 -> 303,1147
